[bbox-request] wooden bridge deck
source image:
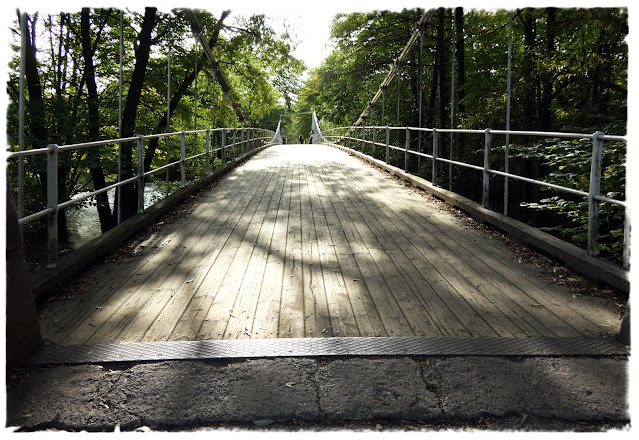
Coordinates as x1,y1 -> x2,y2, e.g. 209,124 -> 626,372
39,144 -> 620,346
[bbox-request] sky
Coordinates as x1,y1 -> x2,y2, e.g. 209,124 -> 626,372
5,0 -> 633,71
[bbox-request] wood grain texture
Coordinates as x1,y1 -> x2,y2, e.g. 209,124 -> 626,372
39,144 -> 621,345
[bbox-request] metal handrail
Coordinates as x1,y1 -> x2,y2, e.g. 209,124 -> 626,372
7,126 -> 278,268
322,125 -> 628,269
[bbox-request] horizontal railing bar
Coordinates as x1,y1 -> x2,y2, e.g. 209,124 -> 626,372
413,150 -> 433,159
488,129 -> 592,139
142,131 -> 185,140
600,134 -> 626,142
58,136 -> 138,151
185,151 -> 208,161
57,175 -> 139,210
17,208 -> 54,225
144,159 -> 182,176
7,147 -> 52,158
324,126 -> 626,143
486,168 -> 589,197
8,127 -> 269,158
593,194 -> 627,208
435,156 -> 484,171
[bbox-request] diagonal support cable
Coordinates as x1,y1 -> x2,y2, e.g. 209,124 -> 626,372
349,9 -> 436,133
183,8 -> 247,125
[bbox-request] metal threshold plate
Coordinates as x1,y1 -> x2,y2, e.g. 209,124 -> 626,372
34,337 -> 628,365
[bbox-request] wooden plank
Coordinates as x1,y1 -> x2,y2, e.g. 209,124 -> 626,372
164,163 -> 278,341
46,188 -> 233,344
135,163 -> 276,342
198,158 -> 284,339
316,161 -> 414,337
224,156 -> 287,339
299,161 -> 336,337
303,160 -> 359,337
58,180 -> 249,345
340,168 -> 536,337
340,156 -> 610,337
340,163 -> 568,336
278,161 -> 306,338
330,162 -> 479,337
407,203 -> 616,335
78,166 -> 273,345
249,161 -> 291,338
306,163 -> 381,337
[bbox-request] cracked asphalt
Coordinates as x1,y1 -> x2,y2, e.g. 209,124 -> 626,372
5,355 -> 629,432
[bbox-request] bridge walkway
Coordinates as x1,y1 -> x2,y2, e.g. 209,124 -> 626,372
38,144 -> 620,347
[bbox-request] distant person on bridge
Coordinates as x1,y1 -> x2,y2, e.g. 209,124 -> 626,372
299,134 -> 305,144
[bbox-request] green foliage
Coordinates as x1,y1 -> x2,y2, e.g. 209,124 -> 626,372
518,131 -> 626,263
299,7 -> 627,266
7,8 -> 303,238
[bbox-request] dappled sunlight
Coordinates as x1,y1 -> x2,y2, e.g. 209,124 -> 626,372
39,144 -> 621,346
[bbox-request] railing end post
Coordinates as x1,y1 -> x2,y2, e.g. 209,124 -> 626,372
46,143 -> 59,268
587,130 -> 606,257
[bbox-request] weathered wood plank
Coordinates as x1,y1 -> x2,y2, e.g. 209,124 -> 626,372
278,161 -> 306,337
224,158 -> 287,339
39,144 -> 620,346
58,181 -> 247,345
198,160 -> 283,339
303,162 -> 359,337
139,164 -> 276,342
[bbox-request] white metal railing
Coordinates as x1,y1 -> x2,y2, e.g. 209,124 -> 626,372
322,125 -> 628,269
7,126 -> 278,269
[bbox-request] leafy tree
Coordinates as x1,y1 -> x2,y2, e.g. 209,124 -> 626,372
7,7 -> 304,262
300,7 -> 627,264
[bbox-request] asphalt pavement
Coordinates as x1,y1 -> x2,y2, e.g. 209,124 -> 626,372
5,355 -> 630,432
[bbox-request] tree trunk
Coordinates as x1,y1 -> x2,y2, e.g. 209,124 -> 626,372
24,15 -> 48,148
81,8 -> 116,233
143,11 -> 230,172
521,9 -> 536,132
426,47 -> 438,128
454,7 -> 465,119
519,9 -> 537,206
6,177 -> 42,375
24,14 -> 69,243
539,7 -> 556,132
118,7 -> 157,222
589,26 -> 607,125
436,8 -> 447,128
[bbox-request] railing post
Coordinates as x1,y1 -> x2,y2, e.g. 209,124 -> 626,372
46,144 -> 59,268
180,131 -> 186,188
117,140 -> 122,225
385,126 -> 390,164
482,128 -> 492,208
372,126 -> 376,158
241,128 -> 245,155
404,127 -> 410,171
137,135 -> 145,214
222,127 -> 227,164
432,128 -> 438,186
232,128 -> 237,160
588,131 -> 605,257
205,129 -> 210,175
623,207 -> 630,270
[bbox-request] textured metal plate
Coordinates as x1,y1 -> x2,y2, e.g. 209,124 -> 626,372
34,337 -> 628,365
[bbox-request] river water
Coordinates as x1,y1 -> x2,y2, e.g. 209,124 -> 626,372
66,183 -> 165,249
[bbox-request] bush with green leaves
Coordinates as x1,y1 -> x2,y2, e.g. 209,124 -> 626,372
518,128 -> 625,264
